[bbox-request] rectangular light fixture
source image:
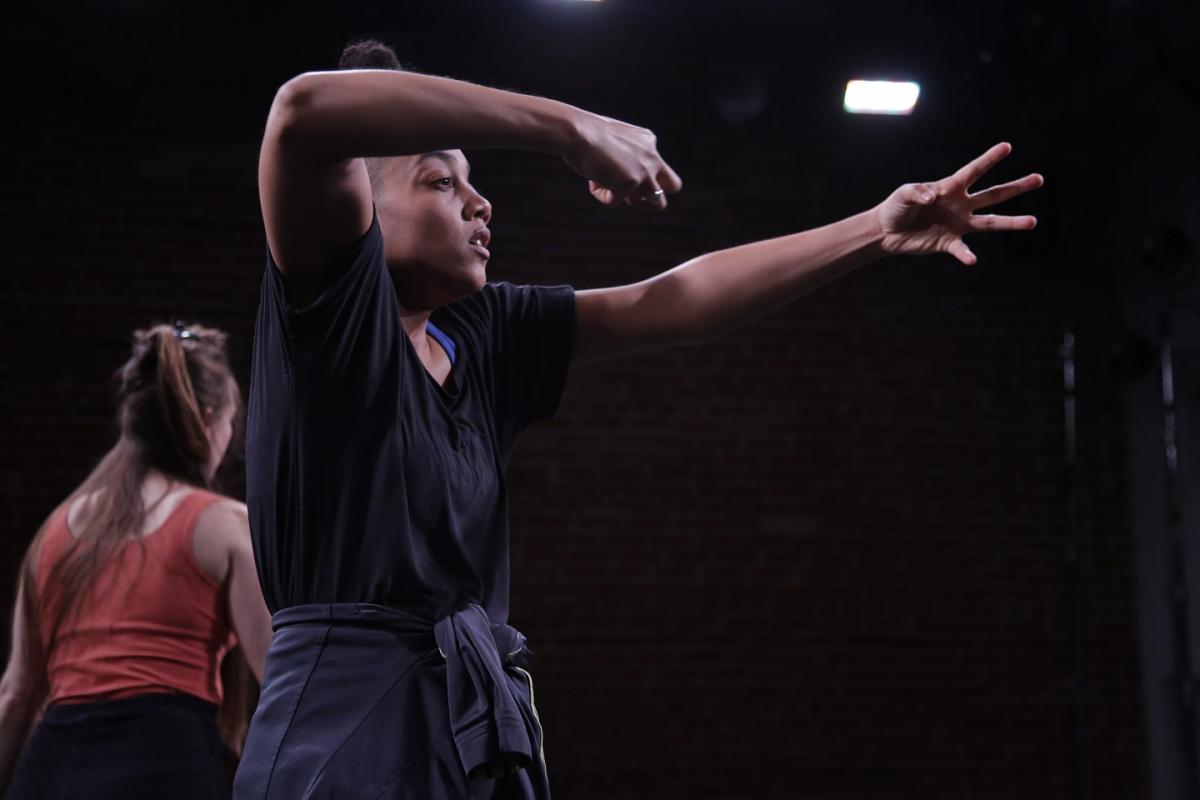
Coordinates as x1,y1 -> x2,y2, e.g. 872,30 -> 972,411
843,80 -> 920,115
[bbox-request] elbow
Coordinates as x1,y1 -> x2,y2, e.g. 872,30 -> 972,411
0,678 -> 44,721
248,647 -> 268,684
266,73 -> 327,156
273,73 -> 321,116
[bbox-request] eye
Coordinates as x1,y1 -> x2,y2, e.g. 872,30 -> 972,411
432,176 -> 454,190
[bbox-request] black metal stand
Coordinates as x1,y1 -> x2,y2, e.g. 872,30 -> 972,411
1159,307 -> 1200,800
1061,327 -> 1090,800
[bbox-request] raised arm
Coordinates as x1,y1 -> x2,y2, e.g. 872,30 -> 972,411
574,142 -> 1042,364
259,68 -> 681,291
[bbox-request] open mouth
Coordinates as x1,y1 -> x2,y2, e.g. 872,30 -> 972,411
468,228 -> 491,258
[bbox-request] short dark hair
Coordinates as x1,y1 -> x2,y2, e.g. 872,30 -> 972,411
338,39 -> 407,190
338,38 -> 404,71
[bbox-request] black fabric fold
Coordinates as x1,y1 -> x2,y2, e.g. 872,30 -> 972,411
271,602 -> 539,783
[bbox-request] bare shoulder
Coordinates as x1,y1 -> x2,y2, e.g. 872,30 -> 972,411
197,497 -> 249,538
25,501 -> 71,575
192,497 -> 251,583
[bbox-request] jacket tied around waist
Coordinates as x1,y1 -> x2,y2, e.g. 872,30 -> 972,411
269,602 -> 543,785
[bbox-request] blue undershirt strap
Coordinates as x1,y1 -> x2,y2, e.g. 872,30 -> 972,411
427,321 -> 457,366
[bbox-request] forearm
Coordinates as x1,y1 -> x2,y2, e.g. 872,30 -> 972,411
0,685 -> 39,791
641,208 -> 885,346
271,69 -> 578,161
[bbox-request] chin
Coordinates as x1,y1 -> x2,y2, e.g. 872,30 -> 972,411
390,261 -> 486,308
454,262 -> 488,295
429,270 -> 487,307
468,266 -> 488,292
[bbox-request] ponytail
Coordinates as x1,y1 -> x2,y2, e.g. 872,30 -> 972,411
154,326 -> 212,487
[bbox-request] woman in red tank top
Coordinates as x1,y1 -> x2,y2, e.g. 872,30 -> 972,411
0,322 -> 272,799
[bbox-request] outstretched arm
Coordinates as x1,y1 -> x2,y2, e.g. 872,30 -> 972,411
574,142 -> 1042,364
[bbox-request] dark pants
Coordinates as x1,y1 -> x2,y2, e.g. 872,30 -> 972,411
9,693 -> 228,800
233,603 -> 549,800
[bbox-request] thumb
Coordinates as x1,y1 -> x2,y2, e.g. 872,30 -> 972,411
947,238 -> 977,266
588,180 -> 622,207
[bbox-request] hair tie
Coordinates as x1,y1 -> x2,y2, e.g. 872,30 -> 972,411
173,320 -> 196,341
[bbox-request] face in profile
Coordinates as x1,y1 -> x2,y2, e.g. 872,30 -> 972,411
202,379 -> 237,481
373,149 -> 493,310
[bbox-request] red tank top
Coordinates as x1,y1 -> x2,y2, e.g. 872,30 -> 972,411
36,489 -> 236,706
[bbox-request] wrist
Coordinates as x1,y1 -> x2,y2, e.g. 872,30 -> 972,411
520,95 -> 583,158
858,206 -> 889,260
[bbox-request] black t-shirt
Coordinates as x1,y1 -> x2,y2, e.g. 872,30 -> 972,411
246,215 -> 575,622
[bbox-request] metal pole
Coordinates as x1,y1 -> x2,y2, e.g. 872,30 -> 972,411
1160,308 -> 1199,799
1061,327 -> 1090,800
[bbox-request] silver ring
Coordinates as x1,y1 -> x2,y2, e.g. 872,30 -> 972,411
641,188 -> 666,202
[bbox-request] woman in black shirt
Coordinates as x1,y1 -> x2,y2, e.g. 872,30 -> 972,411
238,41 -> 1042,799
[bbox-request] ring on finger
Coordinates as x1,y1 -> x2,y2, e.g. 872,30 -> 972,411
641,188 -> 666,202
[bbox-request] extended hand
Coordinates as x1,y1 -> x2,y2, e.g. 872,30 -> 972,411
563,111 -> 683,212
874,142 -> 1043,265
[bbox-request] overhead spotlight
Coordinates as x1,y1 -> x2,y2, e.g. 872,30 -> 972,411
843,80 -> 920,115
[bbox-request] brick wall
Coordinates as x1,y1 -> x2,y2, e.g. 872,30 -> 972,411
0,4 -> 1146,797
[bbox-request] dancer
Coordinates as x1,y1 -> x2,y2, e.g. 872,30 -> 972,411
237,40 -> 1042,799
0,323 -> 273,799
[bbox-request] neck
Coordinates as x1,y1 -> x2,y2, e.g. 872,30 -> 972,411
400,307 -> 433,338
400,307 -> 435,354
142,467 -> 179,493
402,308 -> 452,380
399,306 -> 453,386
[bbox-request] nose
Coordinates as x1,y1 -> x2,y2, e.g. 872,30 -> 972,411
464,185 -> 492,224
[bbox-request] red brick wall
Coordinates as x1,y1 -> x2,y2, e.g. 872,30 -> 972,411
0,5 -> 1145,798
